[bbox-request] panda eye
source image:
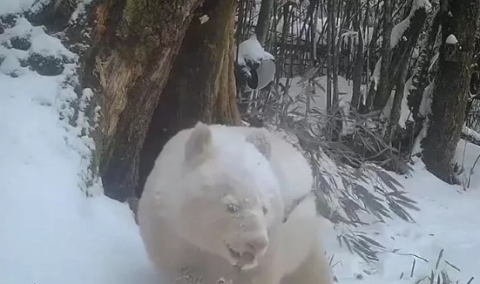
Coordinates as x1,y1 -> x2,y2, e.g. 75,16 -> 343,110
262,206 -> 268,215
226,203 -> 240,214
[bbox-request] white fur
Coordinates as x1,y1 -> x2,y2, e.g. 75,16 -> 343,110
138,122 -> 333,284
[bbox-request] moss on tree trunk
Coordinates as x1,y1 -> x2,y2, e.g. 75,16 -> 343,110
422,0 -> 479,183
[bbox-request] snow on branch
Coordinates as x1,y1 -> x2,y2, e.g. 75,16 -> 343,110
462,125 -> 480,144
446,34 -> 458,45
235,35 -> 274,70
390,0 -> 432,48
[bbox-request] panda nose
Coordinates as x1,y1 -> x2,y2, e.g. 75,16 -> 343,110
246,235 -> 268,255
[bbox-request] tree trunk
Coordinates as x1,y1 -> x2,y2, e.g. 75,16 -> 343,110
371,0 -> 392,111
332,0 -> 339,107
409,8 -> 441,121
326,0 -> 333,113
82,0 -> 240,202
351,0 -> 364,110
331,0 -> 343,141
255,0 -> 274,46
368,1 -> 428,112
82,0 -> 203,202
422,0 -> 480,184
137,0 -> 241,197
386,57 -> 409,142
386,5 -> 428,110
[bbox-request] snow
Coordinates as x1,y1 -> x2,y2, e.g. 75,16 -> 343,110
382,75 -> 414,129
410,81 -> 434,156
398,76 -> 414,129
2,5 -> 480,284
235,35 -> 275,81
391,19 -> 411,48
326,152 -> 480,284
281,74 -> 353,123
372,58 -> 382,91
455,139 -> 480,189
0,0 -> 49,16
0,15 -> 158,284
390,0 -> 432,48
199,14 -> 209,24
0,53 -> 21,74
462,125 -> 480,142
281,71 -> 480,284
414,0 -> 432,12
429,52 -> 439,73
235,35 -> 274,68
446,34 -> 458,45
2,17 -> 75,60
70,0 -> 94,23
418,80 -> 434,118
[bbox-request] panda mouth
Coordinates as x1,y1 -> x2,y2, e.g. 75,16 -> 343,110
225,244 -> 256,269
226,244 -> 242,260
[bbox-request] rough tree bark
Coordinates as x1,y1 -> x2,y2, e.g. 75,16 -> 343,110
82,0 -> 203,202
82,0 -> 240,202
137,0 -> 241,197
422,0 -> 480,184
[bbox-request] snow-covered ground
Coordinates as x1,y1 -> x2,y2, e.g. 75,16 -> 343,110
0,7 -> 158,284
327,153 -> 480,284
1,4 -> 480,284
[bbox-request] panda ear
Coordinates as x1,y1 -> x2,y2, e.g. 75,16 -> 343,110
245,130 -> 271,159
184,122 -> 212,167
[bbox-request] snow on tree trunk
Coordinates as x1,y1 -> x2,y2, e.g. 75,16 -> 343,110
422,0 -> 480,184
386,57 -> 409,142
137,0 -> 241,197
368,0 -> 392,111
371,0 -> 429,112
409,9 -> 441,121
